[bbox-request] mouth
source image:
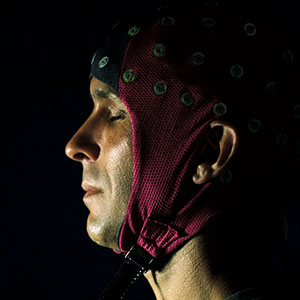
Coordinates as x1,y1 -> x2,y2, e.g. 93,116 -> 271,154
82,183 -> 104,200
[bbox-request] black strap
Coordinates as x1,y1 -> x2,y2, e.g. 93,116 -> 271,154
98,245 -> 155,300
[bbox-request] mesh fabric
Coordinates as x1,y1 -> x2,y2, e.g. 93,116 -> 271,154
90,3 -> 299,258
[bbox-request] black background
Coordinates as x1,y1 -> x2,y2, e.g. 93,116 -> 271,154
1,0 -> 300,299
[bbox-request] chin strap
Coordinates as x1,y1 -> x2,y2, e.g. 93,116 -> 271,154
98,245 -> 155,300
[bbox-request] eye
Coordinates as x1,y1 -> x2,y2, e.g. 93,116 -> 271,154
109,109 -> 127,122
110,113 -> 125,122
110,115 -> 122,122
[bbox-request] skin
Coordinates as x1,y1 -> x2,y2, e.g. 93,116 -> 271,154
144,218 -> 280,300
65,77 -> 134,250
66,77 -> 279,300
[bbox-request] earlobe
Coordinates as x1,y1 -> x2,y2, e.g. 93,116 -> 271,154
192,121 -> 238,185
193,163 -> 213,185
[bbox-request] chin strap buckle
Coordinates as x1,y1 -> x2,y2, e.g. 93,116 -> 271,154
98,245 -> 156,300
125,244 -> 155,273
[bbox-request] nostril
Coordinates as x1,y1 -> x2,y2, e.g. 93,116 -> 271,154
74,153 -> 88,161
65,136 -> 101,162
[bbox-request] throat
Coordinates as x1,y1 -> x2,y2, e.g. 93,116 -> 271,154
144,237 -> 226,300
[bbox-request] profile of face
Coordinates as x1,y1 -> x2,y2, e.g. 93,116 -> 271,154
65,77 -> 134,251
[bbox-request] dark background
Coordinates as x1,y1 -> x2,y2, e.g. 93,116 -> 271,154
1,0 -> 299,299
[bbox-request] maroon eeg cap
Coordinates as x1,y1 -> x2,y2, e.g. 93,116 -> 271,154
90,3 -> 299,258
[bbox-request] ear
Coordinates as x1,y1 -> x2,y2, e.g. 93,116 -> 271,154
192,120 -> 239,185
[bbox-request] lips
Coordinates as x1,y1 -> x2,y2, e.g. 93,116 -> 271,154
82,183 -> 103,200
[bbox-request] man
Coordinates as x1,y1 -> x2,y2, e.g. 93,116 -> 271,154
65,0 -> 299,299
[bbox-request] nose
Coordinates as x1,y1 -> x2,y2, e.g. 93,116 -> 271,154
65,120 -> 101,162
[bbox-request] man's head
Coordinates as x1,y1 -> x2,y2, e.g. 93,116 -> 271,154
65,75 -> 238,252
65,0 -> 299,257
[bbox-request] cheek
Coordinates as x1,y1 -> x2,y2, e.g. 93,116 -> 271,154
107,138 -> 134,202
106,127 -> 133,169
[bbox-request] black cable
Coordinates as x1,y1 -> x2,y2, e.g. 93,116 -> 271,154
98,245 -> 155,300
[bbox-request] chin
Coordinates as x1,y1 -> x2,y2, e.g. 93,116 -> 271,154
86,214 -> 119,250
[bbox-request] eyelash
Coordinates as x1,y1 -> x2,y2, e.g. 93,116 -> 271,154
110,112 -> 125,122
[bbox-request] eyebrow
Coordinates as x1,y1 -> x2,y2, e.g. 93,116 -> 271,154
93,87 -> 119,101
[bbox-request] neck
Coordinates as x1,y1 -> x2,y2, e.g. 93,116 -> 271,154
144,215 -> 279,300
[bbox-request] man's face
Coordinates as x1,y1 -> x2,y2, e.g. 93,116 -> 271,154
65,77 -> 134,250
